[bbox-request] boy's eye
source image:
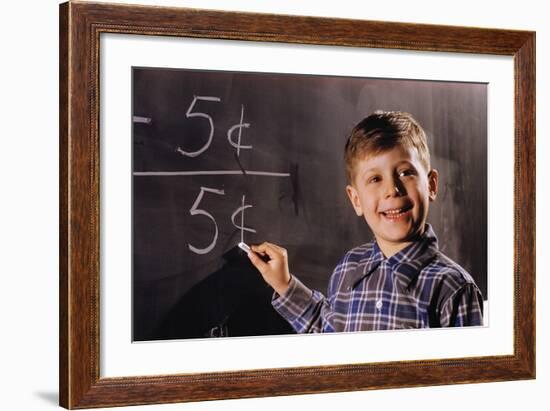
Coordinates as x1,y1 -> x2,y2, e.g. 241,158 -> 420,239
367,176 -> 381,184
398,169 -> 416,177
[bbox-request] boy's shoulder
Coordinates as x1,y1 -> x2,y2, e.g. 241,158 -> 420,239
328,240 -> 376,277
327,240 -> 378,292
343,241 -> 377,262
423,250 -> 478,290
334,240 -> 381,273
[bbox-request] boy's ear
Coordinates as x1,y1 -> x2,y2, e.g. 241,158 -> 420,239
346,185 -> 364,216
428,169 -> 439,201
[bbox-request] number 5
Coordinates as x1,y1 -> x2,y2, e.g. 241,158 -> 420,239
177,95 -> 221,158
188,187 -> 225,255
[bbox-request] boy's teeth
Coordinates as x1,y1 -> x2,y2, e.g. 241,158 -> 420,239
385,209 -> 402,215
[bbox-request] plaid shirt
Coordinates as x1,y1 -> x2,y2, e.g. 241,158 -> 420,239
272,224 -> 483,332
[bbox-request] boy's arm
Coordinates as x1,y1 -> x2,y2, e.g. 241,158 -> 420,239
440,283 -> 484,327
270,274 -> 336,333
248,242 -> 341,333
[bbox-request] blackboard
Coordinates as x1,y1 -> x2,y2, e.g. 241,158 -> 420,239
132,67 -> 487,341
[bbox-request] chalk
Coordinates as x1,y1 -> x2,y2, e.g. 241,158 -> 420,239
238,242 -> 251,254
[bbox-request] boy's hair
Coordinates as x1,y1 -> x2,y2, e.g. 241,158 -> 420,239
344,111 -> 431,183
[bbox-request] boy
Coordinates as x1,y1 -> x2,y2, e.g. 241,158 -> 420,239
247,111 -> 483,332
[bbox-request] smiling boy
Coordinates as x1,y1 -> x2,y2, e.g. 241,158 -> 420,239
248,111 -> 484,332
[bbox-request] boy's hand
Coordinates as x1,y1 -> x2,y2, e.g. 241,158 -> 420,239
248,242 -> 291,296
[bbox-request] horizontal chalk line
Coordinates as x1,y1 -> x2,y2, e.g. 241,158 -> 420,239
133,170 -> 291,177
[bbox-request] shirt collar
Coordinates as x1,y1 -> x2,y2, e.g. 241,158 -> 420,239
348,224 -> 439,291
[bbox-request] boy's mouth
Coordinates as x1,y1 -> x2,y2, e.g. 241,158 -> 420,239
380,205 -> 413,220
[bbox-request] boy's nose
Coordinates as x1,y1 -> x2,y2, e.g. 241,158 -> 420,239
384,184 -> 398,198
384,179 -> 404,198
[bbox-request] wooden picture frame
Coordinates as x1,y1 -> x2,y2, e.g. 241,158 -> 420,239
59,1 -> 535,408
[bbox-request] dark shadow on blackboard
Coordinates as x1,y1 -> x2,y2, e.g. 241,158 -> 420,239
146,246 -> 294,341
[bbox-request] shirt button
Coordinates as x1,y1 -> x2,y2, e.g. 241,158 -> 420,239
376,299 -> 383,310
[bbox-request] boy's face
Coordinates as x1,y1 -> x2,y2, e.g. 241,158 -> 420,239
346,144 -> 438,256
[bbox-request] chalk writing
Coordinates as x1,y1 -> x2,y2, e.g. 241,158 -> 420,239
177,95 -> 221,158
137,94 -> 291,256
227,105 -> 252,156
188,186 -> 225,255
231,195 -> 257,244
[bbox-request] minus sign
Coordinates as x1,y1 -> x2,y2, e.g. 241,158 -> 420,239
133,116 -> 152,124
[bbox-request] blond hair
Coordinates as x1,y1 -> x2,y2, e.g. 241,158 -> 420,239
344,111 -> 431,183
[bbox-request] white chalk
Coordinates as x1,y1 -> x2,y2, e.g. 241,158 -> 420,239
238,242 -> 251,253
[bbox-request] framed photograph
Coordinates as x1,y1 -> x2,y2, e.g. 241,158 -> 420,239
59,1 -> 535,408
